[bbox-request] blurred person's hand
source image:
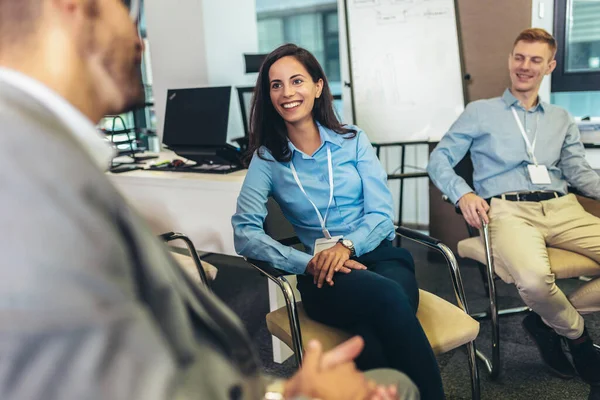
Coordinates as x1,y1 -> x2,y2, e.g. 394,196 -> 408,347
284,338 -> 401,400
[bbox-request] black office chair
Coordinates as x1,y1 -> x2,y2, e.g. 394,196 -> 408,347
446,154 -> 600,379
244,199 -> 481,400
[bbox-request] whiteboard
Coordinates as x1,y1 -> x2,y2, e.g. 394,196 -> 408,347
345,0 -> 465,143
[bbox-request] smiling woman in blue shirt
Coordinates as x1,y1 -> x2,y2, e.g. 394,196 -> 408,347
231,44 -> 444,399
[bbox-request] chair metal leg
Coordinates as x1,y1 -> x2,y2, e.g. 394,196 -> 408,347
476,222 -> 501,379
276,275 -> 304,366
245,258 -> 305,366
466,340 -> 481,400
394,228 -> 482,399
431,242 -> 483,399
435,242 -> 470,313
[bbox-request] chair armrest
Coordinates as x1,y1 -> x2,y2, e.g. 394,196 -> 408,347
245,257 -> 288,279
395,226 -> 441,246
159,231 -> 177,241
159,232 -> 211,289
245,237 -> 304,279
395,226 -> 471,314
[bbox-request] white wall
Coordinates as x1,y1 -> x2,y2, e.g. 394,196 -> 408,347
203,0 -> 259,141
145,0 -> 258,142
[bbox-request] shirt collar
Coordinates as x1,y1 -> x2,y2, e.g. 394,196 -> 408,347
287,123 -> 345,158
502,88 -> 545,112
0,67 -> 115,170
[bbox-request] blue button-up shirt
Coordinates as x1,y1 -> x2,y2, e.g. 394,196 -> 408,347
428,89 -> 600,204
232,125 -> 395,275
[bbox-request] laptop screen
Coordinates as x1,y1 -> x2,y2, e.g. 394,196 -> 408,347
163,86 -> 231,148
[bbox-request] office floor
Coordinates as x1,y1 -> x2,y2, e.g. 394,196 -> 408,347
205,240 -> 599,400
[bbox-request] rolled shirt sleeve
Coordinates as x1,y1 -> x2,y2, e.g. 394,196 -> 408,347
232,152 -> 312,275
558,115 -> 600,200
427,103 -> 478,204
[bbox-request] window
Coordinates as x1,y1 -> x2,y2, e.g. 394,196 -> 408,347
100,0 -> 157,153
255,0 -> 342,100
552,0 -> 600,93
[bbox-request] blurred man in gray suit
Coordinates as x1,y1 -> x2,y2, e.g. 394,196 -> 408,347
0,1 -> 418,399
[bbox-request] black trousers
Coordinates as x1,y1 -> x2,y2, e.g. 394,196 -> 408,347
297,240 -> 445,400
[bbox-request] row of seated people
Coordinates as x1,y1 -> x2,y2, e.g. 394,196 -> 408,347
0,1 -> 597,398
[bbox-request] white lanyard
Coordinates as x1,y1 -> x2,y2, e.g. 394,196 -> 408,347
511,107 -> 540,166
290,145 -> 334,239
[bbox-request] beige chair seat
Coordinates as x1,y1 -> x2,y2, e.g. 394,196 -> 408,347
170,251 -> 218,285
266,289 -> 479,355
457,237 -> 600,284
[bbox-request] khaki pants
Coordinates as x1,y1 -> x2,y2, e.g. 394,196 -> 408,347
488,194 -> 600,339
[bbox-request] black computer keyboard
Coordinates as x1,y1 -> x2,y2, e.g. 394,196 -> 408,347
109,164 -> 143,174
147,164 -> 244,174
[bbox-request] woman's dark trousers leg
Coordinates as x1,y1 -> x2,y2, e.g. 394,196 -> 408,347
298,241 -> 445,400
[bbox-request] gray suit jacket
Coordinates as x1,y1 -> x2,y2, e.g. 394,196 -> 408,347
0,81 -> 264,399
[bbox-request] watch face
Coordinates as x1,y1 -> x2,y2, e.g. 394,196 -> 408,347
343,239 -> 353,248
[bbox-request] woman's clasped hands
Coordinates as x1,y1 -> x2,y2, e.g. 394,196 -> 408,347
306,243 -> 367,288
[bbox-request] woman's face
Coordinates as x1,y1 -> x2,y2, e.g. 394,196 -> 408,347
268,56 -> 323,126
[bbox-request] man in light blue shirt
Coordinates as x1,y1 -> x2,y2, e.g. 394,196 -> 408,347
428,28 -> 600,384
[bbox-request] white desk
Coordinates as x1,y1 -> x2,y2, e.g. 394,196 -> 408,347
110,166 -> 245,256
109,155 -> 295,363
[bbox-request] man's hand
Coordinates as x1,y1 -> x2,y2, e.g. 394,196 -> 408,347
458,192 -> 490,229
320,336 -> 365,369
321,337 -> 400,400
284,339 -> 400,400
306,243 -> 367,288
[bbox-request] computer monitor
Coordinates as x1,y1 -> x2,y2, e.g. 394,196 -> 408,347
244,53 -> 268,73
162,86 -> 242,166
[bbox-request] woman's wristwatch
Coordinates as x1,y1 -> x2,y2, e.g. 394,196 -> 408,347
338,238 -> 355,257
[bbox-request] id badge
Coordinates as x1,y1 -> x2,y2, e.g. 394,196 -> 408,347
527,164 -> 551,185
313,235 -> 343,256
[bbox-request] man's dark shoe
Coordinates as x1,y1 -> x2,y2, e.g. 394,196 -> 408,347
522,312 -> 576,379
567,328 -> 600,386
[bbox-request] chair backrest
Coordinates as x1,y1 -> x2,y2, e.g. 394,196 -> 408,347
452,152 -> 479,238
453,151 -> 474,189
264,197 -> 299,242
